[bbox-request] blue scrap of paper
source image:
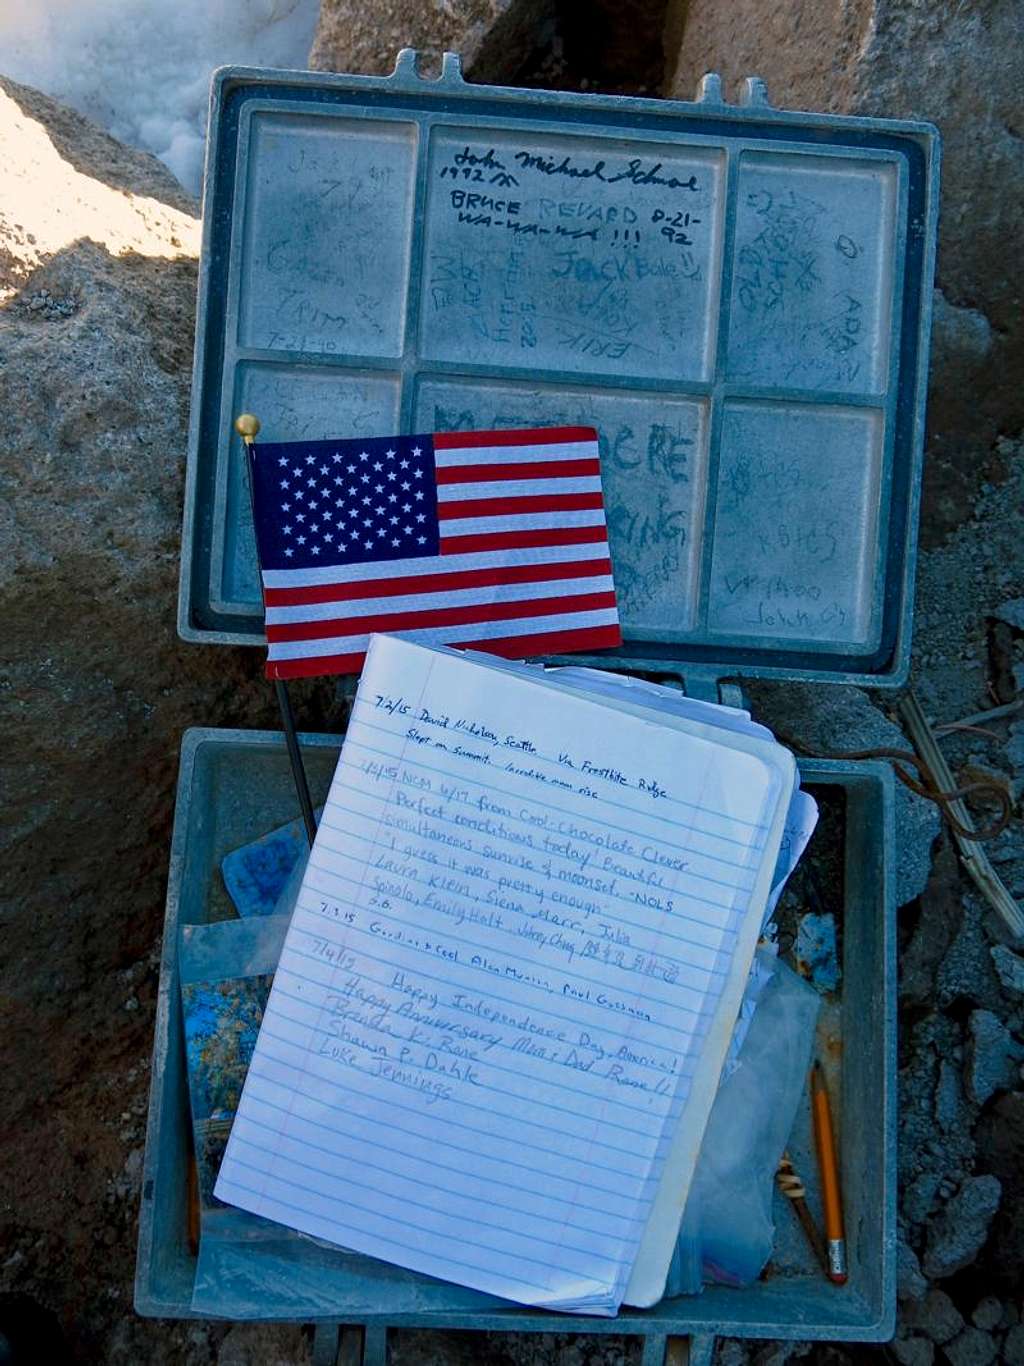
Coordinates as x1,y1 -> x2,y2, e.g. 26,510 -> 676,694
221,812 -> 319,917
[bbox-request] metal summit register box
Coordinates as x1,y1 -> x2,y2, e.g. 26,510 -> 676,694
140,51 -> 939,1363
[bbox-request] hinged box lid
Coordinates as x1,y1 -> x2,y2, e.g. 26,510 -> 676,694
178,54 -> 939,687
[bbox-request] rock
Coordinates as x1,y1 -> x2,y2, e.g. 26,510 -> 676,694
942,1327 -> 998,1366
971,1297 -> 1003,1332
896,1235 -> 929,1301
308,0 -> 552,83
992,945 -> 1024,1000
0,76 -> 339,1365
662,0 -> 1024,546
743,682 -> 941,906
904,1172 -> 942,1226
892,1333 -> 934,1366
965,1010 -> 1024,1105
715,1344 -> 751,1366
217,1323 -> 313,1366
922,1175 -> 1002,1279
929,288 -> 993,382
1005,1324 -> 1024,1366
903,1288 -> 964,1345
936,894 -> 1007,1013
994,598 -> 1024,632
974,1093 -> 1024,1294
900,840 -> 964,1006
935,1057 -> 967,1132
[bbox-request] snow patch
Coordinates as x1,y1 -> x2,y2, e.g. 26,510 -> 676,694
0,0 -> 320,193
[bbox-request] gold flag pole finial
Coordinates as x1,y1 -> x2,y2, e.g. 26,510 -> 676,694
234,413 -> 261,447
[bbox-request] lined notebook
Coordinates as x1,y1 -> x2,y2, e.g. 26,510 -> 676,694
215,635 -> 795,1313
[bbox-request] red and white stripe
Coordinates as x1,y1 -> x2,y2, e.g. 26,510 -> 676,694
261,427 -> 621,679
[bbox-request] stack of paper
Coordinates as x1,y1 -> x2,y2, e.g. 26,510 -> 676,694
215,634 -> 802,1314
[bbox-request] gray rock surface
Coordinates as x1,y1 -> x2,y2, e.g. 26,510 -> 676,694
309,0 -> 552,82
743,682 -> 941,907
971,1297 -> 1003,1332
965,1010 -> 1024,1105
991,945 -> 1024,999
943,1327 -> 998,1366
1005,1323 -> 1024,1366
892,1334 -> 935,1366
903,1287 -> 965,1345
663,0 -> 1024,547
0,75 -> 332,1363
896,1235 -> 929,1301
922,1175 -> 1002,1279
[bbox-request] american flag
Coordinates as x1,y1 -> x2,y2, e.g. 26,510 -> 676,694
247,427 -> 622,679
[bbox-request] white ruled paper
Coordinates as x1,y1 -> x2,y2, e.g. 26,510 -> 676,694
216,635 -> 786,1313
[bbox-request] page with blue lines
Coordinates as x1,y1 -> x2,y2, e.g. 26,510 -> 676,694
216,633 -> 786,1313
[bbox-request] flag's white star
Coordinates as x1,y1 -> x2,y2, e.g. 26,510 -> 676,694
295,513 -> 305,523
280,479 -> 289,489
401,481 -> 411,491
310,523 -> 319,533
404,525 -> 413,534
386,471 -> 396,482
375,505 -> 385,516
414,490 -> 424,500
297,535 -> 306,545
373,461 -> 383,472
347,463 -> 356,474
411,446 -> 422,457
283,525 -> 292,535
376,527 -> 386,537
363,517 -> 373,528
360,474 -> 370,484
399,459 -> 409,470
338,540 -> 346,551
281,502 -> 291,512
389,515 -> 398,525
284,547 -> 293,557
311,545 -> 320,556
391,538 -> 400,547
294,490 -> 304,500
375,483 -> 384,494
309,501 -> 318,511
334,476 -> 343,486
415,513 -> 425,523
307,476 -> 317,487
332,453 -> 342,463
292,467 -> 303,478
386,448 -> 396,458
364,539 -> 373,549
320,464 -> 329,475
413,469 -> 423,478
417,536 -> 426,544
278,456 -> 288,467
323,510 -> 332,521
324,532 -> 333,542
362,495 -> 371,506
359,450 -> 369,461
305,455 -> 315,465
388,493 -> 397,503
402,502 -> 411,513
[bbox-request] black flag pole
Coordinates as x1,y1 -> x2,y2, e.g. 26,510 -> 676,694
235,413 -> 318,848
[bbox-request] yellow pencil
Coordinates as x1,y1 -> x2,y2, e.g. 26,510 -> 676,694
811,1060 -> 847,1284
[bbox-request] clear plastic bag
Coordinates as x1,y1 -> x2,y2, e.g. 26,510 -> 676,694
665,951 -> 820,1294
